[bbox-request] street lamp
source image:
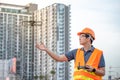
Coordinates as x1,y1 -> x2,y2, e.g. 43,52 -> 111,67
22,13 -> 41,80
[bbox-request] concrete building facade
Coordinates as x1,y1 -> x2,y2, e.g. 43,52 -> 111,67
0,3 -> 37,80
34,3 -> 71,80
0,2 -> 71,80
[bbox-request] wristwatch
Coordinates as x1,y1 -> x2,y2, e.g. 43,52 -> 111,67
92,68 -> 96,72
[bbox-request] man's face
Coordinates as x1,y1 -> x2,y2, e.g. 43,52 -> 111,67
79,34 -> 89,45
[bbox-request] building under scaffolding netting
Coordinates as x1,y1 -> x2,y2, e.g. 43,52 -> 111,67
0,58 -> 21,80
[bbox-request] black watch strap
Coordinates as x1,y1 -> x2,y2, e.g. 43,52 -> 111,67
92,68 -> 96,72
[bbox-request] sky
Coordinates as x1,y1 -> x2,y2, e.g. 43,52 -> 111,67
1,0 -> 120,79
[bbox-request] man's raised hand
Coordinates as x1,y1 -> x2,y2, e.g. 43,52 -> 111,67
35,42 -> 46,51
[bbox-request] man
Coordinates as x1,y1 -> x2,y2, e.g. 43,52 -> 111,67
36,27 -> 105,80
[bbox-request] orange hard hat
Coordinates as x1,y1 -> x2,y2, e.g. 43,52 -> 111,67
77,27 -> 95,40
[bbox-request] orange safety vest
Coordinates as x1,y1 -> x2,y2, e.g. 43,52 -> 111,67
74,48 -> 103,80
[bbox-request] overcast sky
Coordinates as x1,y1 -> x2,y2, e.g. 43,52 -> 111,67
1,0 -> 120,79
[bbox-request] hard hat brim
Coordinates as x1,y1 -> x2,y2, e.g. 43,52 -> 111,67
77,32 -> 85,35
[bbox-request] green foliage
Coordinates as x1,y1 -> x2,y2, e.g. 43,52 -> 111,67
34,75 -> 38,80
50,70 -> 56,75
39,75 -> 44,80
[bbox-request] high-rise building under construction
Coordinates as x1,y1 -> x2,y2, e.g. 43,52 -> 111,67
0,2 -> 71,80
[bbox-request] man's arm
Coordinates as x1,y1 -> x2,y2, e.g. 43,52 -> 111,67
85,66 -> 105,76
35,43 -> 68,62
94,67 -> 105,76
45,49 -> 68,62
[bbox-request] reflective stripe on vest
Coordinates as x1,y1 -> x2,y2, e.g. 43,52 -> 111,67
74,69 -> 101,80
74,48 -> 103,80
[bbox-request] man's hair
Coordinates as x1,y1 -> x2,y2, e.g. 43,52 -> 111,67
85,34 -> 94,44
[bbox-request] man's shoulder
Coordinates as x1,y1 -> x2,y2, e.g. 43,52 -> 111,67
94,48 -> 103,52
70,48 -> 78,53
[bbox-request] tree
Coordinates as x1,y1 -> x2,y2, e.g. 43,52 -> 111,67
50,70 -> 56,79
39,75 -> 44,80
34,75 -> 38,80
50,70 -> 55,75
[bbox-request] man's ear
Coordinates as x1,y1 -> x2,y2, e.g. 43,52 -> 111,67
86,37 -> 91,42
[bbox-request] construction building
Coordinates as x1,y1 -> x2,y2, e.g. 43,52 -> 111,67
0,2 -> 71,80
